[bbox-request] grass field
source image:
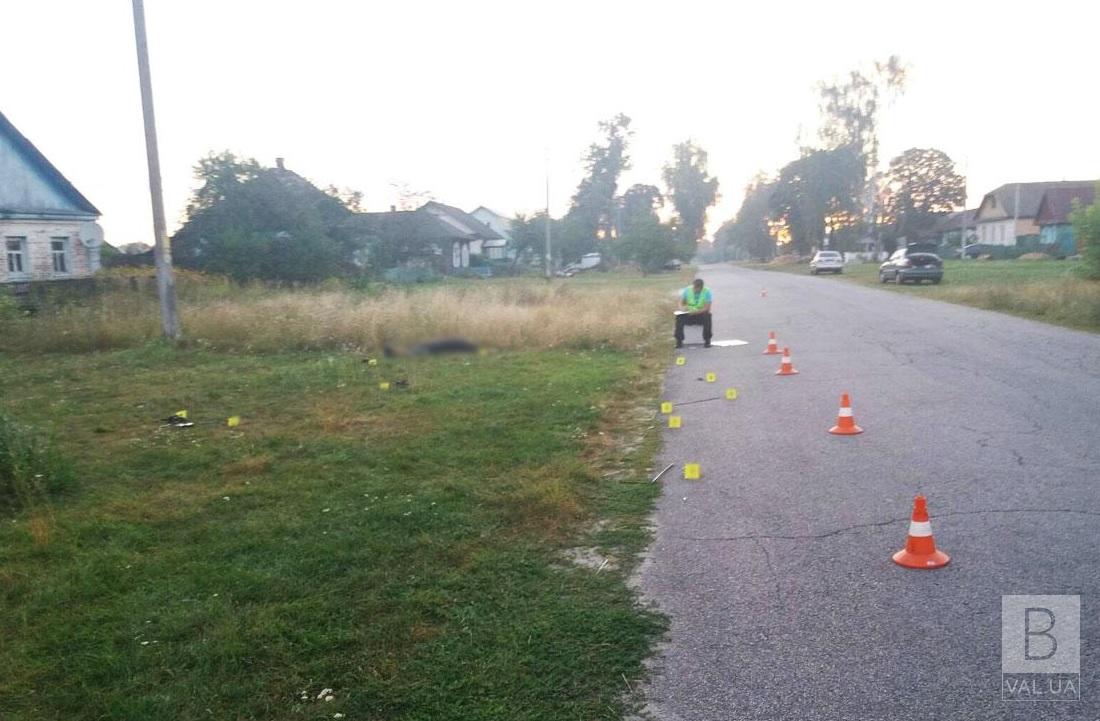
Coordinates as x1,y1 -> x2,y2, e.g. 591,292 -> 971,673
0,273 -> 682,720
744,259 -> 1100,332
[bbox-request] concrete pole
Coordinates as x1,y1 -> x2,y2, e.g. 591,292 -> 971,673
544,151 -> 552,279
132,0 -> 181,340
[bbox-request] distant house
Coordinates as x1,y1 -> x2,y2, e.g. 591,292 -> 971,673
0,110 -> 104,284
935,209 -> 979,247
347,201 -> 502,274
973,181 -> 1096,247
1035,185 -> 1096,257
469,206 -> 513,260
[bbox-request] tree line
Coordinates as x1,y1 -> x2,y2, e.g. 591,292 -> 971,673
715,56 -> 966,261
511,114 -> 719,273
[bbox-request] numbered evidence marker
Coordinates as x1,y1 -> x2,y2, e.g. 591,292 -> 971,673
660,401 -> 674,414
683,463 -> 701,480
725,388 -> 738,400
675,356 -> 686,366
227,416 -> 241,428
668,415 -> 682,429
705,372 -> 716,383
175,409 -> 188,419
379,381 -> 391,391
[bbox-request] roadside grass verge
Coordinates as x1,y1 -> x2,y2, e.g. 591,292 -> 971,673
0,273 -> 669,354
0,273 -> 681,720
743,259 -> 1100,332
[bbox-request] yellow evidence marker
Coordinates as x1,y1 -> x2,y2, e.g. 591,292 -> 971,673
379,382 -> 391,391
660,401 -> 673,414
668,415 -> 682,429
725,388 -> 738,400
705,372 -> 716,383
227,416 -> 241,428
675,356 -> 686,366
683,463 -> 701,480
175,409 -> 188,419
367,358 -> 378,366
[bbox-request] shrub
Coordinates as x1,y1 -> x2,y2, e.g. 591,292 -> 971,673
1072,187 -> 1100,279
0,413 -> 74,511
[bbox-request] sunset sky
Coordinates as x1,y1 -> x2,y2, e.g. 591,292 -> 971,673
3,0 -> 1097,246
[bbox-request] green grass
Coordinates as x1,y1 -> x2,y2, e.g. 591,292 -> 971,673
745,259 -> 1100,332
0,341 -> 671,720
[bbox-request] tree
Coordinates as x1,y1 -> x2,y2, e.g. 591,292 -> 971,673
662,141 -> 719,253
716,178 -> 777,261
618,184 -> 663,235
563,113 -> 633,261
173,154 -> 361,282
509,212 -> 558,268
186,151 -> 261,217
1071,185 -> 1100,279
817,56 -> 907,172
882,148 -> 966,242
615,214 -> 678,273
768,147 -> 864,255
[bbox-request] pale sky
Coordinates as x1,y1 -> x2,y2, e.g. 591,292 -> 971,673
2,0 -> 1097,246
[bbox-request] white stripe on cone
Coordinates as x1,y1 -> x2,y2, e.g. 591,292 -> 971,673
838,408 -> 853,417
908,520 -> 932,537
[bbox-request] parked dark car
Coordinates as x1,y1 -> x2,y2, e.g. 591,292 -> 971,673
879,244 -> 944,284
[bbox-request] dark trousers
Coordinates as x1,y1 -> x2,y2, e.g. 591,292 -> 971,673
675,312 -> 712,343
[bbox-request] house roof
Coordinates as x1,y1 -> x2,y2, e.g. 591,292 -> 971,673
975,181 -> 1097,222
1035,185 -> 1097,226
0,109 -> 100,216
346,202 -> 503,245
420,201 -> 503,240
934,208 -> 979,233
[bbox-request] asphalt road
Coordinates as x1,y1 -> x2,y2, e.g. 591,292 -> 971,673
639,263 -> 1100,720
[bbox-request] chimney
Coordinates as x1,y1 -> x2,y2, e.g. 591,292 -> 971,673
390,205 -> 397,212
275,157 -> 285,170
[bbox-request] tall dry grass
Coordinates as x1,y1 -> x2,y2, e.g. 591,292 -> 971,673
934,278 -> 1100,330
1,281 -> 673,353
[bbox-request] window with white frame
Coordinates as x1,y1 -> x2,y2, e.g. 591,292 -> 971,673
51,237 -> 69,274
5,237 -> 27,276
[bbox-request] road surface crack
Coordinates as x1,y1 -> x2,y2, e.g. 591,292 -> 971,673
677,508 -> 1100,543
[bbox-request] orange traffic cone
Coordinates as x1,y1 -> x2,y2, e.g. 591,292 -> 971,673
762,331 -> 780,355
775,347 -> 798,375
892,496 -> 949,569
828,393 -> 863,435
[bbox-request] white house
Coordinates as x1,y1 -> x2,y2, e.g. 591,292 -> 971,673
469,206 -> 512,259
1,110 -> 103,284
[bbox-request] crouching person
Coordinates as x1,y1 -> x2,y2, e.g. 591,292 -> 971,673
675,278 -> 712,348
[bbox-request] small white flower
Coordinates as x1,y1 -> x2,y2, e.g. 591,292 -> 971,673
141,641 -> 150,646
223,496 -> 231,501
334,714 -> 344,719
322,508 -> 331,513
324,695 -> 335,702
317,688 -> 333,700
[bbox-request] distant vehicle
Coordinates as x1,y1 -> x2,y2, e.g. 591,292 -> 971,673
663,258 -> 683,270
563,252 -> 602,273
879,244 -> 944,284
809,250 -> 844,274
959,243 -> 984,259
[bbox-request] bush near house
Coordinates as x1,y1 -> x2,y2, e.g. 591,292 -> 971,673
1072,187 -> 1100,279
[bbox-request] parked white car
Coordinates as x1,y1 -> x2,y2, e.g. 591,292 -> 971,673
810,250 -> 844,275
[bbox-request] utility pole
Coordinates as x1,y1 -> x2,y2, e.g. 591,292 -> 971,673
132,0 -> 181,340
1011,182 -> 1021,248
544,151 -> 552,279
